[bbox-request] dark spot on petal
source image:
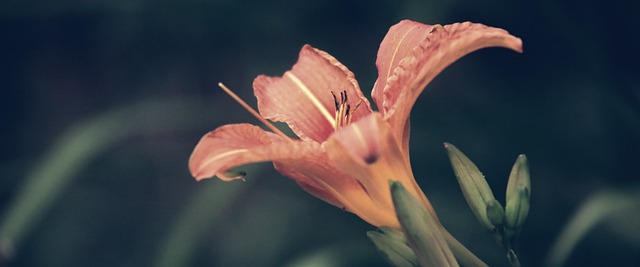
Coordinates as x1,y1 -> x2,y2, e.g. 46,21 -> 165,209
364,153 -> 379,164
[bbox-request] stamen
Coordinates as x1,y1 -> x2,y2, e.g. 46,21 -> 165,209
218,83 -> 294,143
331,90 -> 363,129
331,91 -> 339,112
348,99 -> 362,125
352,100 -> 362,114
332,91 -> 339,129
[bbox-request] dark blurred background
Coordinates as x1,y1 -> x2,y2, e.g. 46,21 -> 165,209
1,0 -> 639,266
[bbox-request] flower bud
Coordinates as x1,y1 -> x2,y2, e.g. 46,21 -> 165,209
444,143 -> 497,232
367,227 -> 418,267
505,154 -> 530,232
390,181 -> 458,267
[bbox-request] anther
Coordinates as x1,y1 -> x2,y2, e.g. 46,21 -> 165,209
331,91 -> 339,111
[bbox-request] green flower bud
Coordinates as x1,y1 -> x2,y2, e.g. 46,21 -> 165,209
367,227 -> 418,267
390,181 -> 459,267
444,143 -> 497,232
505,155 -> 531,232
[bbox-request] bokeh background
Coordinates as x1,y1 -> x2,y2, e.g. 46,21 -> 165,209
1,0 -> 639,266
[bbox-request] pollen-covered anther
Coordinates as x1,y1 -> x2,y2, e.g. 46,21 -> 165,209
331,90 -> 362,129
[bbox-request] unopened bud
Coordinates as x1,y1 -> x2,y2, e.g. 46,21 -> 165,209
444,143 -> 497,232
505,155 -> 531,231
391,181 -> 459,267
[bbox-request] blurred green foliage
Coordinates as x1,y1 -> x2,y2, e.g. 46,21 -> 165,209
1,0 -> 639,266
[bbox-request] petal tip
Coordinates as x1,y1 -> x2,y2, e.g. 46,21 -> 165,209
193,175 -> 209,182
189,164 -> 215,181
512,36 -> 524,53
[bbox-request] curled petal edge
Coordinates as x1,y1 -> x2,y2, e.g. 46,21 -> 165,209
382,21 -> 523,151
373,20 -> 435,111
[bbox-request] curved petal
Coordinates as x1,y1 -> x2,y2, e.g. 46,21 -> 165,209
274,157 -> 399,228
254,45 -> 372,143
189,123 -> 397,227
188,123 -> 318,181
324,113 -> 435,224
372,20 -> 434,112
382,21 -> 522,151
295,180 -> 345,209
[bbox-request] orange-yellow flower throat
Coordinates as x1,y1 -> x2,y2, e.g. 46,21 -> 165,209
332,90 -> 362,129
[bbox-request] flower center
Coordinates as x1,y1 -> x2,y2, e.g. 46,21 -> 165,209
332,90 -> 362,129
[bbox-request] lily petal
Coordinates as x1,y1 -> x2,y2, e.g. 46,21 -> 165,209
254,45 -> 372,142
382,21 -> 522,150
189,123 -> 397,227
188,123 -> 314,181
372,20 -> 435,113
295,180 -> 345,210
274,155 -> 399,228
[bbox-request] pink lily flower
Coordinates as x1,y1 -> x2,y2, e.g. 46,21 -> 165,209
189,20 -> 522,228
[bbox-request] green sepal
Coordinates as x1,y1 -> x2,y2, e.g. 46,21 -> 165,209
486,199 -> 505,229
505,155 -> 530,232
486,199 -> 506,247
